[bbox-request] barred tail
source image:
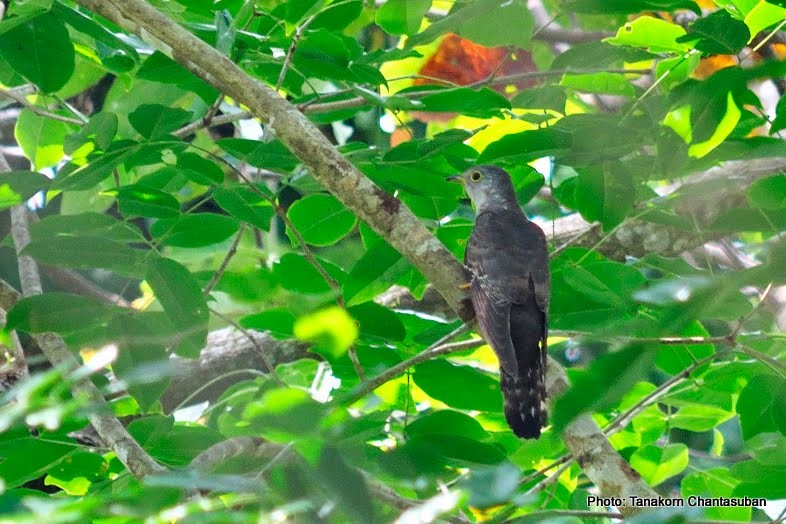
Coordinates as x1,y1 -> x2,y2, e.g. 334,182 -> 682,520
500,354 -> 546,439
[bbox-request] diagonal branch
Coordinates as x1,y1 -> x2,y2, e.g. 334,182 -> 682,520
72,0 -> 658,511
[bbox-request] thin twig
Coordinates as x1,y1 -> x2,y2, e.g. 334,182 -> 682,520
525,459 -> 572,495
300,68 -> 651,114
173,110 -> 253,138
342,325 -> 481,405
209,307 -> 284,386
171,369 -> 266,413
518,453 -> 572,487
549,223 -> 600,260
516,510 -> 623,521
224,167 -> 365,379
735,343 -> 786,378
204,223 -> 247,296
190,436 -> 263,472
729,283 -> 773,341
606,284 -> 776,435
0,86 -> 84,126
276,16 -> 314,92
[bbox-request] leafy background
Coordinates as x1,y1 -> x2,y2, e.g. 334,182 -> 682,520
0,0 -> 785,522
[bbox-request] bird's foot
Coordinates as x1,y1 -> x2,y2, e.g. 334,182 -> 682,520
458,282 -> 471,290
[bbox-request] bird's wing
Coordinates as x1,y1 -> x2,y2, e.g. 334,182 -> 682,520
466,213 -> 521,376
466,211 -> 550,376
466,260 -> 519,376
522,220 -> 550,316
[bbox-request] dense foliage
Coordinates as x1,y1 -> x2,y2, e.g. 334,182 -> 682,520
0,0 -> 785,522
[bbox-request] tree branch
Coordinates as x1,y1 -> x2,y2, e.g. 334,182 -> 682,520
3,177 -> 163,478
72,0 -> 657,510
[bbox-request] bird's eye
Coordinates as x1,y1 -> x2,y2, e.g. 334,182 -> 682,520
469,171 -> 483,182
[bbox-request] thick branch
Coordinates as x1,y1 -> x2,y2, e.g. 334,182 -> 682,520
73,0 -> 656,508
74,0 -> 470,321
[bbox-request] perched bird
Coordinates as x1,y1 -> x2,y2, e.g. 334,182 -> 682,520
448,165 -> 550,439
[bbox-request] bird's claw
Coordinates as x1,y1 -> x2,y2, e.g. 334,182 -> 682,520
459,282 -> 471,290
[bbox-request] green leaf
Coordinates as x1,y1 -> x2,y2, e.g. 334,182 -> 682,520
136,51 -> 218,104
311,0 -> 363,31
6,292 -> 115,334
0,430 -> 74,488
408,434 -> 505,465
0,170 -> 50,211
128,416 -> 223,466
744,1 -> 786,40
576,166 -> 636,227
553,344 -> 657,431
630,444 -> 689,486
413,359 -> 503,412
670,405 -> 734,432
287,194 -> 356,247
52,144 -> 135,191
28,212 -> 140,241
682,468 -> 750,522
217,138 -> 299,171
654,321 -> 714,374
243,387 -> 326,439
293,29 -> 354,81
408,0 -> 533,49
14,109 -> 72,169
111,313 -> 171,411
604,16 -> 690,53
347,302 -> 405,342
676,10 -> 750,55
0,13 -> 74,93
560,72 -> 636,97
510,86 -> 567,112
239,309 -> 295,339
415,87 -> 511,119
342,240 -> 410,306
23,236 -> 147,276
273,253 -> 340,294
463,462 -> 521,508
745,432 -> 786,466
294,306 -> 358,360
145,257 -> 209,358
552,261 -> 645,330
736,374 -> 786,439
116,184 -> 180,219
45,450 -> 107,495
405,410 -> 489,441
64,112 -> 118,155
51,2 -> 139,73
655,53 -> 701,91
376,0 -> 431,35
747,174 -> 786,209
128,104 -> 193,139
731,459 -> 786,498
214,186 -> 274,231
176,152 -> 224,185
285,0 -> 326,24
317,446 -> 374,524
151,213 -> 238,248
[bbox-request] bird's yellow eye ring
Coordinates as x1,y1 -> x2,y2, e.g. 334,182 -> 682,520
469,170 -> 483,182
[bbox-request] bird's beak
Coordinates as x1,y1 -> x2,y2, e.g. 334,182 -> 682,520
446,175 -> 464,184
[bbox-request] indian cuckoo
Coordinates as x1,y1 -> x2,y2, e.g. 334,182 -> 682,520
449,165 -> 550,439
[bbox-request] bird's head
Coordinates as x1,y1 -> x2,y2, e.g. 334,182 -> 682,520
447,165 -> 517,213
